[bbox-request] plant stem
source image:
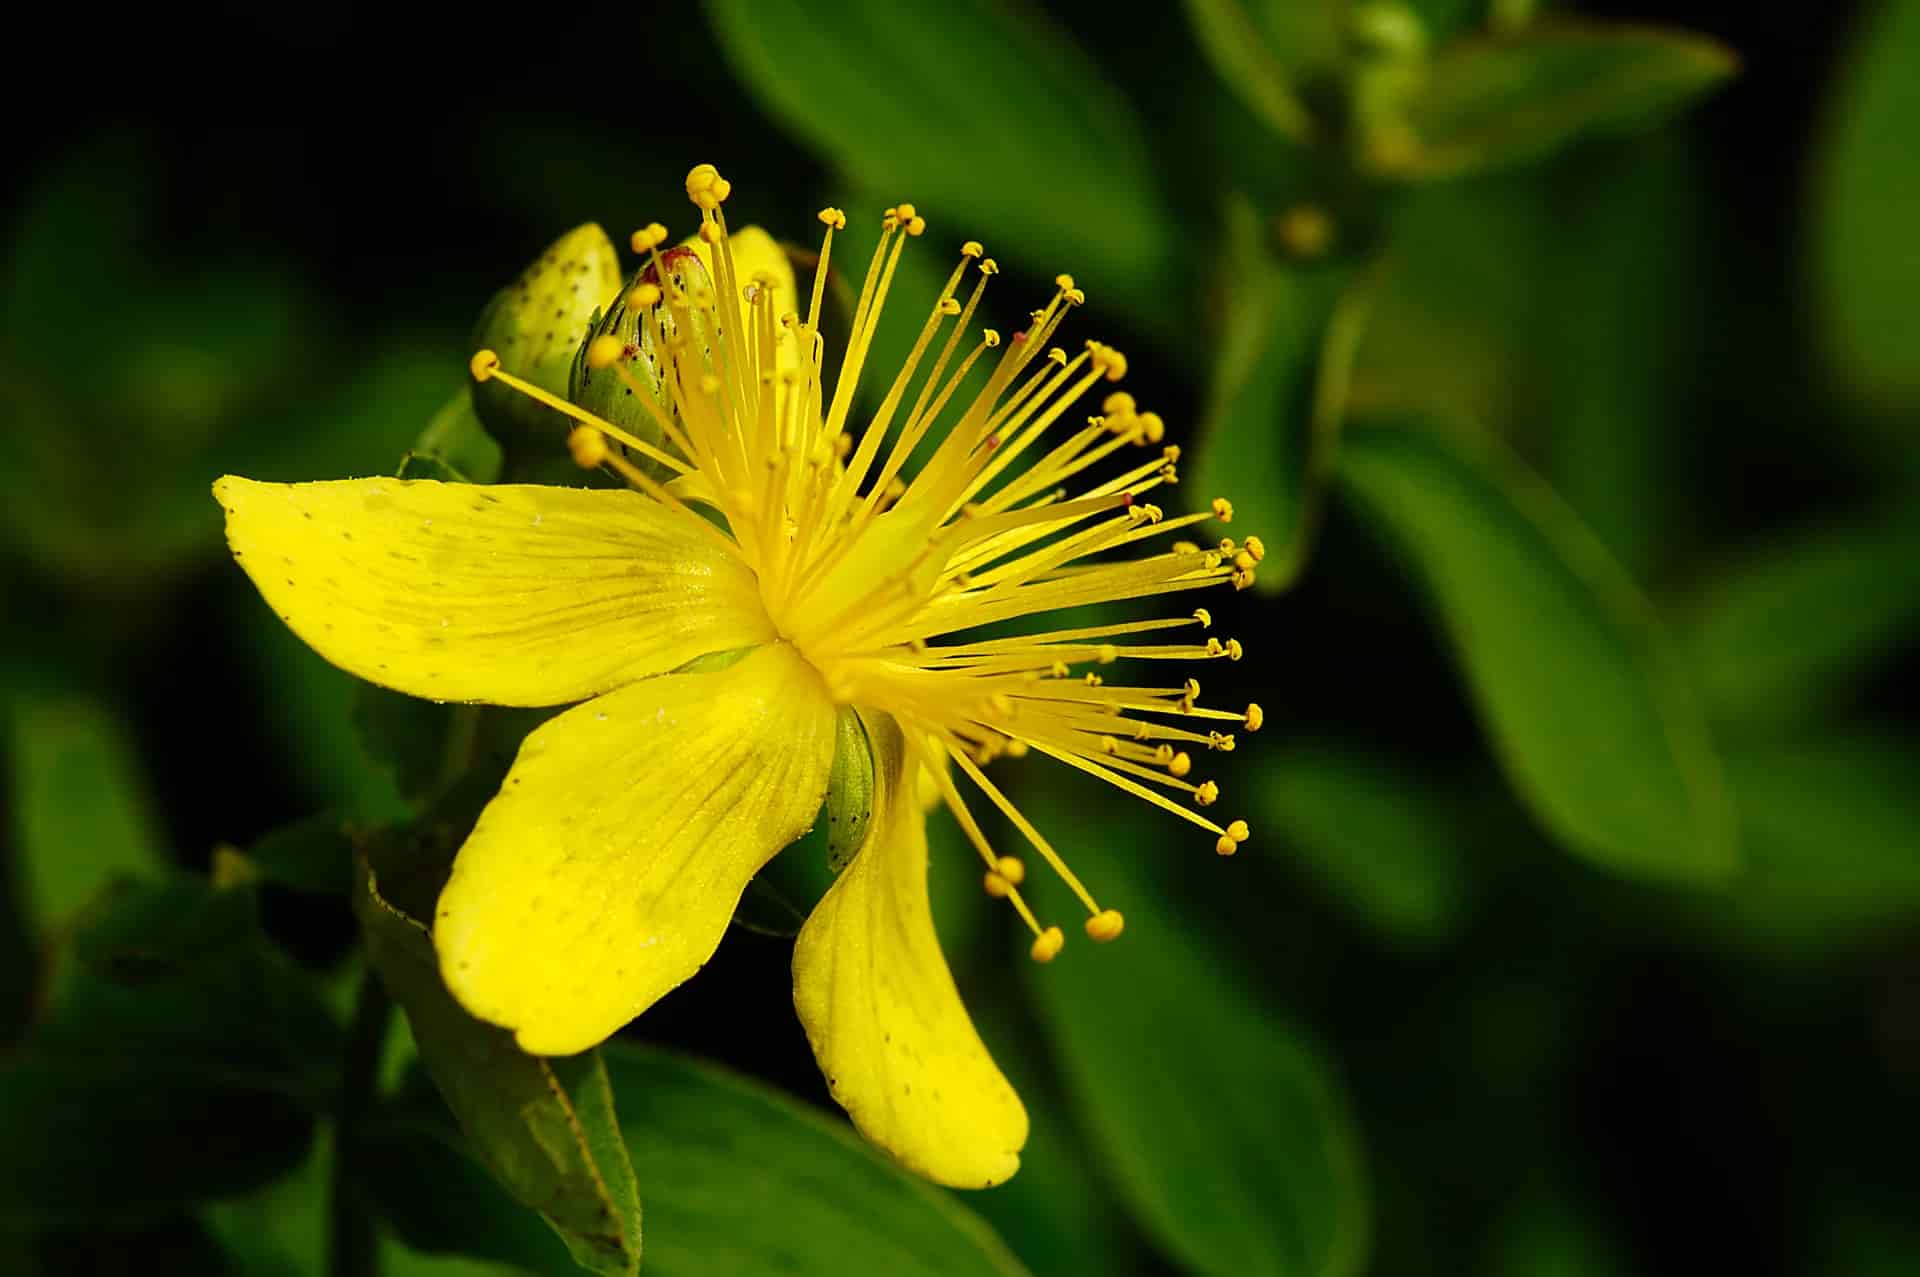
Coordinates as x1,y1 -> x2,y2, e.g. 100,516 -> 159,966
329,970 -> 393,1277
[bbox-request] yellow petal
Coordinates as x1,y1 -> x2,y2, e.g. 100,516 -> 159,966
215,476 -> 772,707
435,642 -> 835,1055
792,712 -> 1028,1188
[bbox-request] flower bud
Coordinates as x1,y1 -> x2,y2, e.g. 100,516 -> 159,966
470,223 -> 622,448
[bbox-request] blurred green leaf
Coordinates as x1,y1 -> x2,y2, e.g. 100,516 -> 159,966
5,692 -> 166,932
1382,23 -> 1736,180
244,813 -> 357,896
1253,742 -> 1476,945
1180,0 -> 1330,142
0,874 -> 338,1226
365,1046 -> 1031,1277
1192,198 -> 1368,589
1485,1188 -> 1631,1277
1679,514 -> 1920,734
705,0 -> 1174,310
1815,0 -> 1920,413
1025,797 -> 1369,1277
413,391 -> 506,485
1714,732 -> 1920,945
1337,420 -> 1736,885
354,853 -> 642,1276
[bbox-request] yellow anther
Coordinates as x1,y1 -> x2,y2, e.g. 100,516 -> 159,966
1163,444 -> 1182,463
1192,608 -> 1213,628
1215,834 -> 1239,857
983,328 -> 1002,347
1225,638 -> 1243,661
1054,273 -> 1076,291
1232,567 -> 1257,591
630,223 -> 668,253
1063,287 -> 1086,306
939,297 -> 962,316
1212,497 -> 1235,522
1194,780 -> 1220,807
1217,733 -> 1238,752
1085,910 -> 1125,942
1031,927 -> 1066,963
1243,535 -> 1267,563
980,258 -> 1000,276
685,163 -> 730,209
1227,819 -> 1250,842
699,221 -> 722,244
585,334 -> 624,370
997,856 -> 1026,886
1102,391 -> 1137,418
1152,743 -> 1175,765
627,282 -> 663,310
905,216 -> 927,236
1101,348 -> 1128,381
1169,751 -> 1192,777
1205,637 -> 1224,657
1173,540 -> 1200,554
1219,537 -> 1237,553
1244,703 -> 1265,732
961,239 -> 984,258
1184,678 -> 1202,699
1142,504 -> 1164,523
984,871 -> 1011,898
1099,736 -> 1119,754
834,432 -> 853,459
468,349 -> 501,382
1235,550 -> 1256,572
988,692 -> 1016,717
1047,346 -> 1068,366
567,425 -> 608,469
1137,411 -> 1165,443
1005,739 -> 1029,758
1084,672 -> 1104,687
817,206 -> 848,230
1048,660 -> 1070,678
1097,644 -> 1118,664
895,202 -> 917,221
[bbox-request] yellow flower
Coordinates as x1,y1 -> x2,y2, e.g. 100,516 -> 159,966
215,166 -> 1260,1189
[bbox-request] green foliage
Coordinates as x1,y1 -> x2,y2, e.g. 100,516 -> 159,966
356,851 -> 642,1276
1680,513 -> 1920,733
365,1047 -> 1031,1276
1338,420 -> 1735,885
0,875 -> 338,1227
1814,0 -> 1920,415
5,692 -> 166,932
1191,198 -> 1365,589
1024,795 -> 1369,1277
705,0 -> 1173,315
1252,743 -> 1477,944
1179,0 -> 1333,142
1383,23 -> 1738,179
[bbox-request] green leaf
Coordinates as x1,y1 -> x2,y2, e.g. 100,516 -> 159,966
1253,742 -> 1477,944
1180,0 -> 1331,142
1337,420 -> 1735,884
1191,198 -> 1369,589
353,853 -> 642,1276
0,874 -> 339,1226
1815,0 -> 1920,413
5,692 -> 166,931
365,1046 -> 1030,1276
1678,513 -> 1920,734
1023,794 -> 1370,1277
242,813 -> 357,896
705,0 -> 1173,309
413,390 -> 506,485
1383,23 -> 1737,180
1713,733 -> 1920,946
